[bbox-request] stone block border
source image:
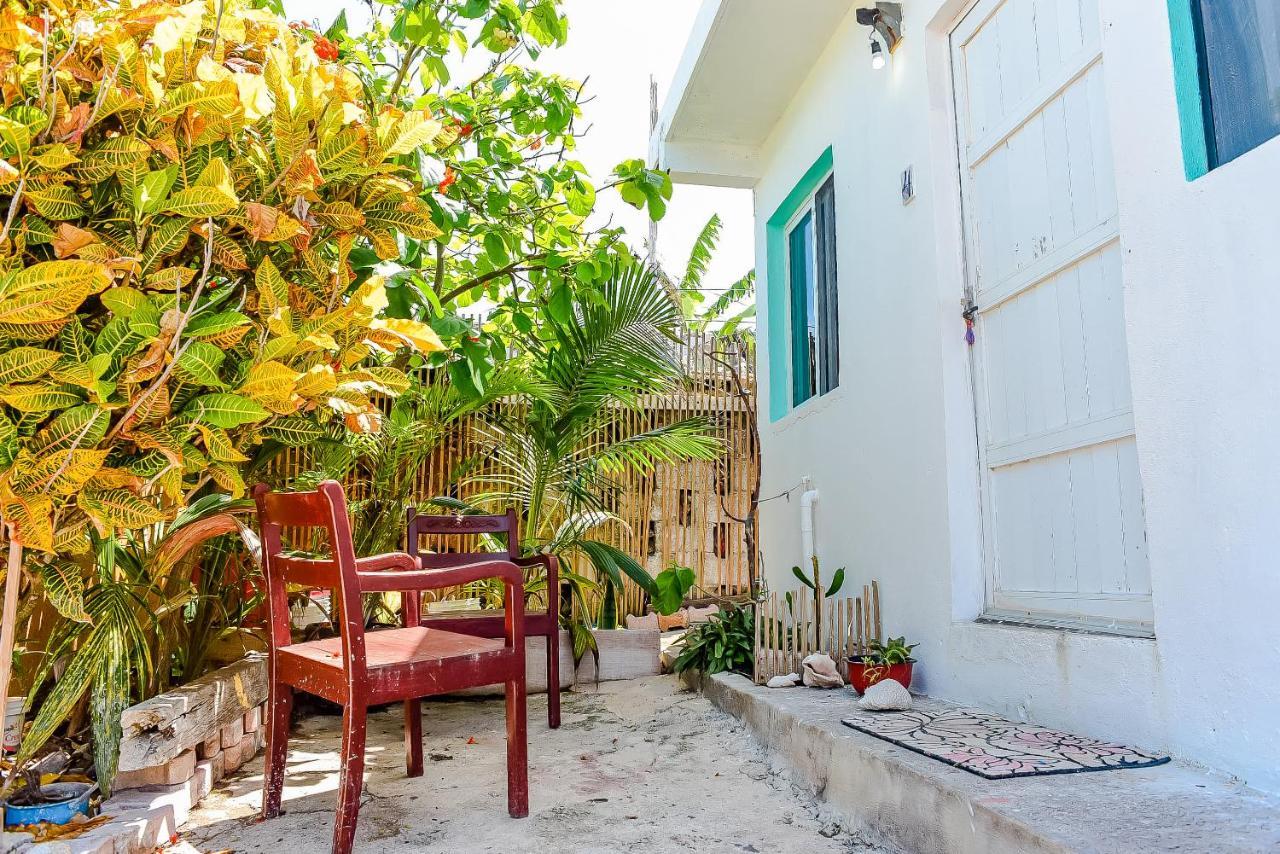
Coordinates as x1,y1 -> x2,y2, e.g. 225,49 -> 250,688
6,630 -> 661,852
8,655 -> 270,854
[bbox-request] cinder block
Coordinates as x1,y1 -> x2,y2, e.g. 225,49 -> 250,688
219,717 -> 244,749
223,736 -> 246,773
196,734 -> 220,760
243,705 -> 262,734
112,748 -> 196,791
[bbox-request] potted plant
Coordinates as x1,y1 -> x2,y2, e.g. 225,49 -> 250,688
847,636 -> 917,695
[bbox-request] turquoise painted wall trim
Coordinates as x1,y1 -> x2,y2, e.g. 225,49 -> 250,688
765,147 -> 834,422
1167,0 -> 1210,180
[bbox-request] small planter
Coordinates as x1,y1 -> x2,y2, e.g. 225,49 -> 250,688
846,657 -> 914,695
2,782 -> 97,828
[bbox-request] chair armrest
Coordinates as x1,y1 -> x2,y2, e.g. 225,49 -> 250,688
356,553 -> 419,573
358,559 -> 524,593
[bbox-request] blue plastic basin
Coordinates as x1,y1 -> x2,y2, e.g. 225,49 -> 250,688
2,782 -> 96,828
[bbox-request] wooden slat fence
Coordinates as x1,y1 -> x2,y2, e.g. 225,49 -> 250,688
268,331 -> 758,618
754,581 -> 882,684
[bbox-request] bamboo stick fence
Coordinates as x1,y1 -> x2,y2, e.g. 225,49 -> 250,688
753,580 -> 882,684
268,332 -> 758,619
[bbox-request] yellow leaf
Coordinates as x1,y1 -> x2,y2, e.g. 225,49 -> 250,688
312,201 -> 365,231
0,260 -> 111,325
369,317 -> 446,354
0,489 -> 53,552
9,448 -> 109,495
163,186 -> 238,218
0,384 -> 84,412
79,489 -> 169,531
294,363 -> 337,398
238,360 -> 299,412
255,256 -> 289,318
157,80 -> 239,119
151,0 -> 205,54
195,157 -> 238,203
383,111 -> 444,157
233,72 -> 274,122
0,347 -> 62,384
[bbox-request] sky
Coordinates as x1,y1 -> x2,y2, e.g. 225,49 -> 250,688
280,0 -> 755,312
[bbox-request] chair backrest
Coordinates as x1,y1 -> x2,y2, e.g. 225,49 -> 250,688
405,508 -> 520,568
253,481 -> 367,674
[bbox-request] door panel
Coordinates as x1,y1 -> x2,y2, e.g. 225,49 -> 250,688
952,0 -> 1151,627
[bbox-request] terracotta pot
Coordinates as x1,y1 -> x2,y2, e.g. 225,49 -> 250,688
846,657 -> 914,695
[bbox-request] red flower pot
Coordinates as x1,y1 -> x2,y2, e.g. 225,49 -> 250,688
846,657 -> 914,695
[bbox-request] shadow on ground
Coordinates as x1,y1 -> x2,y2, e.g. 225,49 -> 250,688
172,676 -> 887,853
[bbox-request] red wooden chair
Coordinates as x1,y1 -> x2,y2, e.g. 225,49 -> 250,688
253,482 -> 528,854
405,508 -> 562,728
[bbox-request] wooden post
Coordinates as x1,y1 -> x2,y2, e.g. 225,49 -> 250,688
0,534 -> 22,769
871,579 -> 882,643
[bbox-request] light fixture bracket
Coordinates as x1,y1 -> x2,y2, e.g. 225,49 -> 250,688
856,2 -> 904,53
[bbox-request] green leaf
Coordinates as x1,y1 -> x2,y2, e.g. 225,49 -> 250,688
653,565 -> 695,615
0,347 -> 62,384
174,341 -> 227,387
38,561 -> 91,623
792,565 -> 816,590
183,393 -> 270,428
132,165 -> 179,215
261,416 -> 325,446
827,567 -> 845,598
163,186 -> 238,218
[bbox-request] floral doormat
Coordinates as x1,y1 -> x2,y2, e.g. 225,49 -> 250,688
841,706 -> 1170,779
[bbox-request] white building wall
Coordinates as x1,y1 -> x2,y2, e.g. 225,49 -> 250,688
749,0 -> 1280,792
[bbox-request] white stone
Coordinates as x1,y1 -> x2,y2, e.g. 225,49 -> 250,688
858,679 -> 913,711
801,654 -> 844,689
766,673 -> 800,688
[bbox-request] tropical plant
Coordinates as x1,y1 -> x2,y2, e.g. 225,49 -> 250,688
787,555 -> 844,653
317,1 -> 675,393
0,0 -> 451,561
652,564 -> 696,616
451,264 -> 720,639
15,494 -> 257,796
860,636 -> 918,666
669,214 -> 756,337
672,605 -> 754,677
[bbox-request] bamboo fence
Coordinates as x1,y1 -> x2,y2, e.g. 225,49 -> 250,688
268,331 -> 758,619
753,581 -> 881,684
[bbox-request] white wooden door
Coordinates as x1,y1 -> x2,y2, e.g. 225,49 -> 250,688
951,0 -> 1152,628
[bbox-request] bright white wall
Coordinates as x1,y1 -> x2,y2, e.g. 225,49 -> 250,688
749,0 -> 1280,792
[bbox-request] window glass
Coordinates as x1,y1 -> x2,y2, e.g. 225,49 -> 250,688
1197,0 -> 1280,165
788,212 -> 817,406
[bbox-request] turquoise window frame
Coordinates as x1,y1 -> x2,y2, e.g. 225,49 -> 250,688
765,147 -> 834,422
1167,0 -> 1213,180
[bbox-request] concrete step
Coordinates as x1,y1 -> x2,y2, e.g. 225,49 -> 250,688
697,672 -> 1280,854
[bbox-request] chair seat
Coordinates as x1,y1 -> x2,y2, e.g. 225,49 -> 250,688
281,626 -> 505,670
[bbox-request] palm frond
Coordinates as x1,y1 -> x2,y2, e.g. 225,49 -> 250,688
680,213 -> 722,307
695,269 -> 756,332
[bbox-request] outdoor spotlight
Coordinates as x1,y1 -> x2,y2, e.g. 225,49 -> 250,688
856,2 -> 904,54
870,37 -> 886,70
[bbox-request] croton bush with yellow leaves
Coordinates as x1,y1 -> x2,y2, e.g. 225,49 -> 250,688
0,0 -> 460,788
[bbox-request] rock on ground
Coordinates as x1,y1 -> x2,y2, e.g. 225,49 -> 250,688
171,676 -> 889,853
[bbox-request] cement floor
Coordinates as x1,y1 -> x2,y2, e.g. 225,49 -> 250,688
172,676 -> 888,853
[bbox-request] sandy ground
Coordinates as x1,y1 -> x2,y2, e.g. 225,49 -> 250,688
172,676 -> 888,853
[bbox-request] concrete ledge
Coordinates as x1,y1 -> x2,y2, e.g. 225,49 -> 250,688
698,673 -> 1280,854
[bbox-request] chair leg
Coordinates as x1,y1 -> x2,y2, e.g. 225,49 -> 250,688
404,699 -> 423,778
546,628 -> 561,729
332,704 -> 368,854
505,674 -> 529,818
262,681 -> 293,820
